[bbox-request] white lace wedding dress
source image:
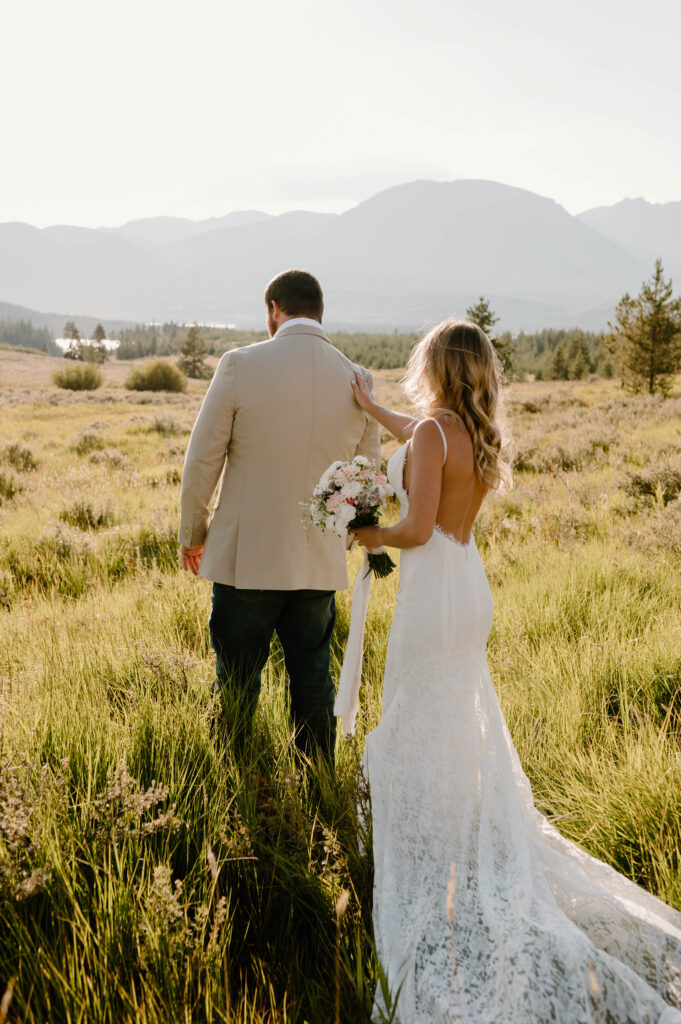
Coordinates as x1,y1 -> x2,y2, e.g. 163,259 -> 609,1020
363,434 -> 681,1023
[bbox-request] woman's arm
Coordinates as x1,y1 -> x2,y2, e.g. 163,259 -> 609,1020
351,370 -> 419,442
352,420 -> 444,550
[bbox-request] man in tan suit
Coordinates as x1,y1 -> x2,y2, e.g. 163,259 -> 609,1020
179,269 -> 380,761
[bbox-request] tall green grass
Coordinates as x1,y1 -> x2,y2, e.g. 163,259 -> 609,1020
0,572 -> 380,1022
1,377 -> 680,1022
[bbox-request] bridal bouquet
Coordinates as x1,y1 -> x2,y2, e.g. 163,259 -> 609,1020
302,456 -> 396,577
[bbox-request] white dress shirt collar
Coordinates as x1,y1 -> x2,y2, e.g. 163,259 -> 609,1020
274,317 -> 323,337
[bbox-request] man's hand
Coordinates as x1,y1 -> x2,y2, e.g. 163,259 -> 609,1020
180,543 -> 204,574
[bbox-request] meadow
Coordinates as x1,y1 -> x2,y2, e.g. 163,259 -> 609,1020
1,348 -> 681,1023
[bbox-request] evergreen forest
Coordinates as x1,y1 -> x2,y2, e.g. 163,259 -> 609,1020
113,323 -> 607,379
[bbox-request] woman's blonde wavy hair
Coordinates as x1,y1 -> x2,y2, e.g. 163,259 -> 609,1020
402,319 -> 513,492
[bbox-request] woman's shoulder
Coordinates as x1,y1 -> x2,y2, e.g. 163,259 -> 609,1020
416,415 -> 474,471
415,415 -> 471,445
411,416 -> 448,452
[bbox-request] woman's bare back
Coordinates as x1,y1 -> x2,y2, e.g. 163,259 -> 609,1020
403,416 -> 485,545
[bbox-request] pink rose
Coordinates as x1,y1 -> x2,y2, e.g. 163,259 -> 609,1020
327,492 -> 349,513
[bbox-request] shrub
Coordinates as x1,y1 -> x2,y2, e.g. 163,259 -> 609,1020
72,431 -> 106,456
147,469 -> 182,488
3,443 -> 37,472
125,362 -> 187,393
60,501 -> 115,530
0,472 -> 20,504
147,416 -> 184,436
626,463 -> 681,504
89,449 -> 130,469
53,364 -> 103,390
514,441 -> 609,475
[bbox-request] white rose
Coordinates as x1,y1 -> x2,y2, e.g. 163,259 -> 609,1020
340,480 -> 363,499
337,503 -> 356,526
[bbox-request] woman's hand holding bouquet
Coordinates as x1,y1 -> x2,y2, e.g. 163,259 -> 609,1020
302,456 -> 395,577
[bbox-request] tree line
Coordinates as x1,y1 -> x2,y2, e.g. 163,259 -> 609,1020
0,319 -> 59,355
4,260 -> 679,395
499,328 -> 608,380
111,259 -> 681,394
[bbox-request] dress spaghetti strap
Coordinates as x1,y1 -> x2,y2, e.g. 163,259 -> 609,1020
427,418 -> 448,467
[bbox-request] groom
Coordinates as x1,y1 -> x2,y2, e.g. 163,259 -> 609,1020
178,269 -> 380,761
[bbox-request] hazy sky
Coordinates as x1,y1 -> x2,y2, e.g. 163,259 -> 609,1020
3,0 -> 679,227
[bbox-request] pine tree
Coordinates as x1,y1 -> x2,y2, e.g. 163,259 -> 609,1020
85,323 -> 108,365
551,344 -> 569,380
178,325 -> 209,378
465,296 -> 499,337
569,349 -> 588,379
62,321 -> 83,360
465,296 -> 513,371
567,333 -> 592,379
604,259 -> 681,395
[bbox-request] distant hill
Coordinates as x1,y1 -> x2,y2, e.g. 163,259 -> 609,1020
0,300 -> 134,337
0,222 -> 171,322
1,180 -> 677,331
313,180 -> 646,329
111,210 -> 272,248
577,198 -> 681,284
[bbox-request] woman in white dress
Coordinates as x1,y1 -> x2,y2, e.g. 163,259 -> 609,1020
350,319 -> 681,1023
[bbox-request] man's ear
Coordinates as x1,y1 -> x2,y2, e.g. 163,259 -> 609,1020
270,300 -> 282,320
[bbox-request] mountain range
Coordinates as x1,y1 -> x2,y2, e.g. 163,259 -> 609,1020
1,180 -> 678,333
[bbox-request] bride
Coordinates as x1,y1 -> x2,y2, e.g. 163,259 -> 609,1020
349,320 -> 681,1023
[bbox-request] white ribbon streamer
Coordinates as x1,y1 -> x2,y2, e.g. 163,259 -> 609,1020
335,549 -> 377,736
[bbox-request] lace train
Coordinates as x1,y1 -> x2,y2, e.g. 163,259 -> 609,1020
362,443 -> 681,1023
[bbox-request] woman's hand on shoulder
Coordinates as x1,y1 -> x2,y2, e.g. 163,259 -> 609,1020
351,369 -> 375,413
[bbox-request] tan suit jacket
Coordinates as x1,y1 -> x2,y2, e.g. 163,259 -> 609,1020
178,322 -> 381,591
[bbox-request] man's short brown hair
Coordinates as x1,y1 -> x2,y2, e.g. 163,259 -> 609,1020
264,269 -> 324,321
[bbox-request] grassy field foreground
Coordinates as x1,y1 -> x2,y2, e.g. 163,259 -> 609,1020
1,351 -> 681,1022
